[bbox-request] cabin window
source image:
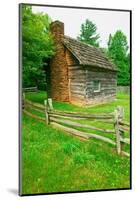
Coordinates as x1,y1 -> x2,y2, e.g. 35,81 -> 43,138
93,80 -> 100,92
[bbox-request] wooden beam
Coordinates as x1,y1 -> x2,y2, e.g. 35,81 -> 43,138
23,109 -> 45,122
25,103 -> 44,114
121,151 -> 130,157
49,110 -> 114,119
49,113 -> 86,120
25,99 -> 44,110
50,122 -> 116,145
120,137 -> 130,144
48,98 -> 53,110
119,125 -> 130,132
50,117 -> 115,134
114,109 -> 121,154
119,121 -> 130,127
44,100 -> 49,125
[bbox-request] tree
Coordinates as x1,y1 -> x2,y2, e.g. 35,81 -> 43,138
22,5 -> 54,89
107,30 -> 130,85
77,19 -> 100,47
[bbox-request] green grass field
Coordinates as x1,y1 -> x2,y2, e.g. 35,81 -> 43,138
22,91 -> 130,194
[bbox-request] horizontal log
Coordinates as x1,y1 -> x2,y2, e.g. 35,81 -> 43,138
49,113 -> 86,120
69,70 -> 85,75
119,125 -> 130,132
87,76 -> 116,82
25,103 -> 45,114
70,78 -> 87,82
86,76 -> 116,80
120,137 -> 130,144
49,110 -> 114,119
23,87 -> 38,92
49,114 -> 114,124
50,109 -> 113,116
121,151 -> 130,157
23,86 -> 37,90
70,89 -> 85,95
50,117 -> 115,133
86,81 -> 116,86
50,122 -> 116,145
69,74 -> 85,78
70,86 -> 85,91
101,87 -> 116,90
119,121 -> 130,127
86,72 -> 115,76
70,82 -> 85,86
24,99 -> 44,110
23,109 -> 45,122
94,119 -> 114,124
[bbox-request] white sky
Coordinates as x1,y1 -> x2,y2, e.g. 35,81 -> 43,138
32,5 -> 130,48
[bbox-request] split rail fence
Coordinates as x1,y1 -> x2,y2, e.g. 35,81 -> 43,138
23,97 -> 130,157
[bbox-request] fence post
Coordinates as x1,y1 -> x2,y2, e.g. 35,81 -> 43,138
117,106 -> 124,121
114,106 -> 124,155
114,107 -> 121,154
44,100 -> 49,125
48,98 -> 53,110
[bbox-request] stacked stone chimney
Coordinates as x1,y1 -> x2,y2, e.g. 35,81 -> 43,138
50,21 -> 69,102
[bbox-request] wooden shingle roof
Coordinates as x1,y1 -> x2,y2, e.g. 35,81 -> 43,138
63,36 -> 116,71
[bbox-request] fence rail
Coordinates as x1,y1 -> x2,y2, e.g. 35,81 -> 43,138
23,86 -> 38,93
23,97 -> 130,157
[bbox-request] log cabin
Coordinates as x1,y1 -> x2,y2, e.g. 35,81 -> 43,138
46,20 -> 117,106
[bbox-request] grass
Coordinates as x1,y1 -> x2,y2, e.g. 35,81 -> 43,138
22,91 -> 130,194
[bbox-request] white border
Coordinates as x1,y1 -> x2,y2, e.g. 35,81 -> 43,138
0,0 -> 134,199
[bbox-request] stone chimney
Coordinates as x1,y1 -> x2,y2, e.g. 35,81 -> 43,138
49,21 -> 69,102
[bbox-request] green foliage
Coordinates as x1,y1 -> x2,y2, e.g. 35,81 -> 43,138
107,31 -> 130,86
22,5 -> 54,89
77,19 -> 100,47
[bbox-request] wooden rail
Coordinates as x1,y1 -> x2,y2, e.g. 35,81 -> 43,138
51,122 -> 116,145
23,97 -> 130,157
23,86 -> 38,92
50,116 -> 115,134
23,109 -> 45,122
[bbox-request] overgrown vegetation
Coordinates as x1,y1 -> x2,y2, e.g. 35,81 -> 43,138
22,91 -> 130,194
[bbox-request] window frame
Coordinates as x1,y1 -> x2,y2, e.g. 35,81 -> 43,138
93,80 -> 101,93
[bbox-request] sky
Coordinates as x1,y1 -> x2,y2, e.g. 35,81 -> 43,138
32,5 -> 130,48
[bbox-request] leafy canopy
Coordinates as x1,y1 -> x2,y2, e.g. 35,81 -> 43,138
107,31 -> 130,86
22,5 -> 54,89
77,19 -> 100,47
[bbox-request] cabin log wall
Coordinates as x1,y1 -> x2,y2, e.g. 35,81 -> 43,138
68,65 -> 117,106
